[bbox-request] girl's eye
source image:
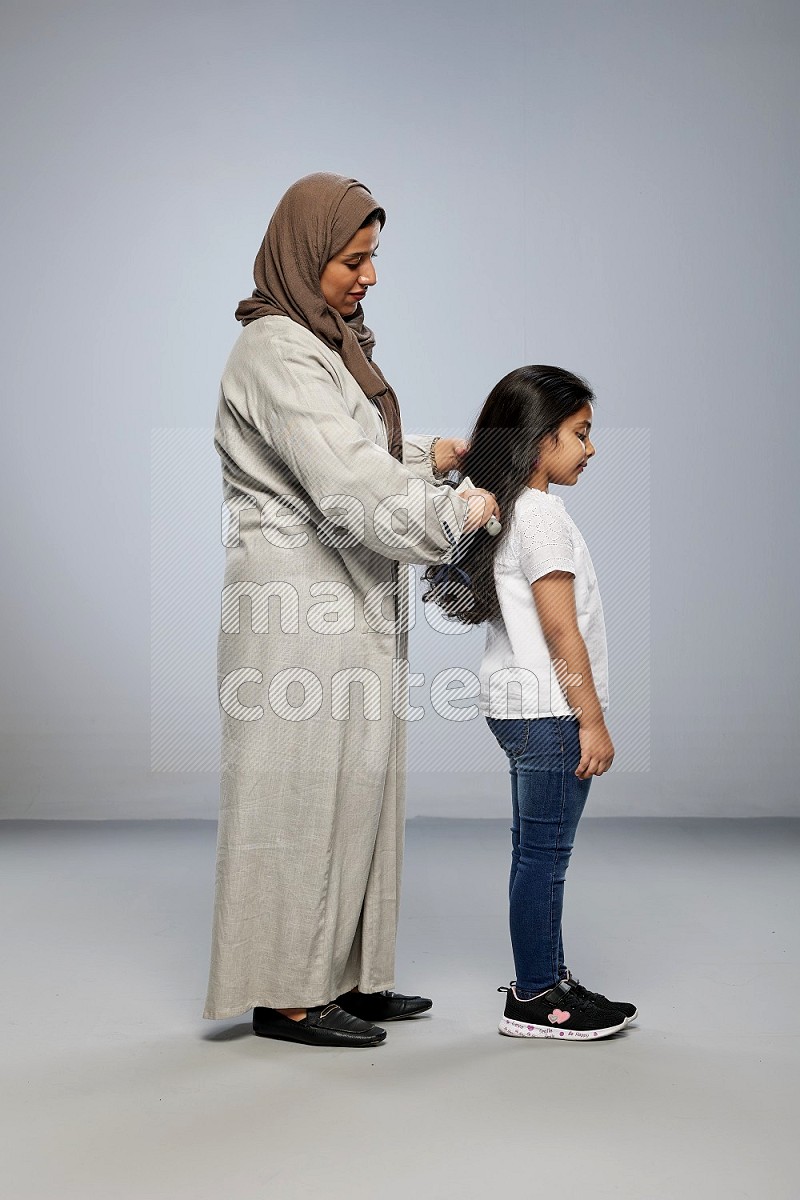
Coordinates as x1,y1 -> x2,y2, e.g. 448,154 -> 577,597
577,431 -> 587,441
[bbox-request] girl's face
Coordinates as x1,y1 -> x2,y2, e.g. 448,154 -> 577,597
319,221 -> 380,316
530,402 -> 595,489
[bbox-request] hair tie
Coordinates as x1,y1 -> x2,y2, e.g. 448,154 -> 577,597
431,563 -> 473,590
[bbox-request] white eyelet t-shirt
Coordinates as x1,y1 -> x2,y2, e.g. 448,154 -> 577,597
478,487 -> 609,719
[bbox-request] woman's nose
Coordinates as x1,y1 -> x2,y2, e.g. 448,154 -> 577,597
359,261 -> 377,286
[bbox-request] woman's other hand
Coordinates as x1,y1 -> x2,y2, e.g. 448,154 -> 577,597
433,437 -> 469,474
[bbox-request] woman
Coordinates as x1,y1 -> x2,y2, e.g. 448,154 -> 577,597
203,173 -> 499,1047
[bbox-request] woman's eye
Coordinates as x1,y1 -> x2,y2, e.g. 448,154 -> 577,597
577,431 -> 587,441
344,254 -> 377,269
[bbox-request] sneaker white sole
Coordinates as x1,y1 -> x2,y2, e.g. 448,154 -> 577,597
499,1015 -> 626,1040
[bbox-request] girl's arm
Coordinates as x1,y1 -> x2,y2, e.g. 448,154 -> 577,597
531,571 -> 615,778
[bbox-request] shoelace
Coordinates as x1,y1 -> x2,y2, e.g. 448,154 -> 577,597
559,987 -> 605,1015
564,974 -> 611,1007
501,982 -> 603,1014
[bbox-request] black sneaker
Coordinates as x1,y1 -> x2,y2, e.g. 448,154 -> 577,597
498,979 -> 627,1041
561,969 -> 639,1024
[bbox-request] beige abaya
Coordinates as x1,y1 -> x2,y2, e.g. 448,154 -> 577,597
203,177 -> 468,1018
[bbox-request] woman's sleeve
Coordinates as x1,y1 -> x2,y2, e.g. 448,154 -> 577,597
241,336 -> 469,565
516,506 -> 576,584
402,433 -> 444,484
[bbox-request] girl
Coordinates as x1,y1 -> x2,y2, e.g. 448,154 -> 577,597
423,365 -> 638,1041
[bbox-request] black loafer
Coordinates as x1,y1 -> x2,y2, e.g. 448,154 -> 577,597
335,989 -> 433,1022
252,1003 -> 387,1047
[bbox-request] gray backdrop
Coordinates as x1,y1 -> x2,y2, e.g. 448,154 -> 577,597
1,0 -> 797,818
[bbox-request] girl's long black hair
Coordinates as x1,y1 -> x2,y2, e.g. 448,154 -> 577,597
421,364 -> 595,625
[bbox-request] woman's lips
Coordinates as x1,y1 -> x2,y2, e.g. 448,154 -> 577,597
348,291 -> 366,301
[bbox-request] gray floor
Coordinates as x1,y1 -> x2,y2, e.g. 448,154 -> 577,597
1,818 -> 797,1199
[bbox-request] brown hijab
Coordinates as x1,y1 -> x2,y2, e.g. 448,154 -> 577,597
235,172 -> 403,461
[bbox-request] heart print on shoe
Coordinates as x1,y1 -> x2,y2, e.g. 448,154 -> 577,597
547,1009 -> 570,1024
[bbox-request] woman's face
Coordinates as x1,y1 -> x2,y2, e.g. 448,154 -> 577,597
320,221 -> 380,316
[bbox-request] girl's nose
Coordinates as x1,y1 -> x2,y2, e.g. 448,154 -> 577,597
359,262 -> 377,287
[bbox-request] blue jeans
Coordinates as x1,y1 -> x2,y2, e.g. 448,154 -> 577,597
485,716 -> 592,995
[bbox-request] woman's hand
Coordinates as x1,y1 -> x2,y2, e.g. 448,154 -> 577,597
434,437 -> 469,474
431,437 -> 497,533
460,488 -> 500,534
575,720 -> 615,779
